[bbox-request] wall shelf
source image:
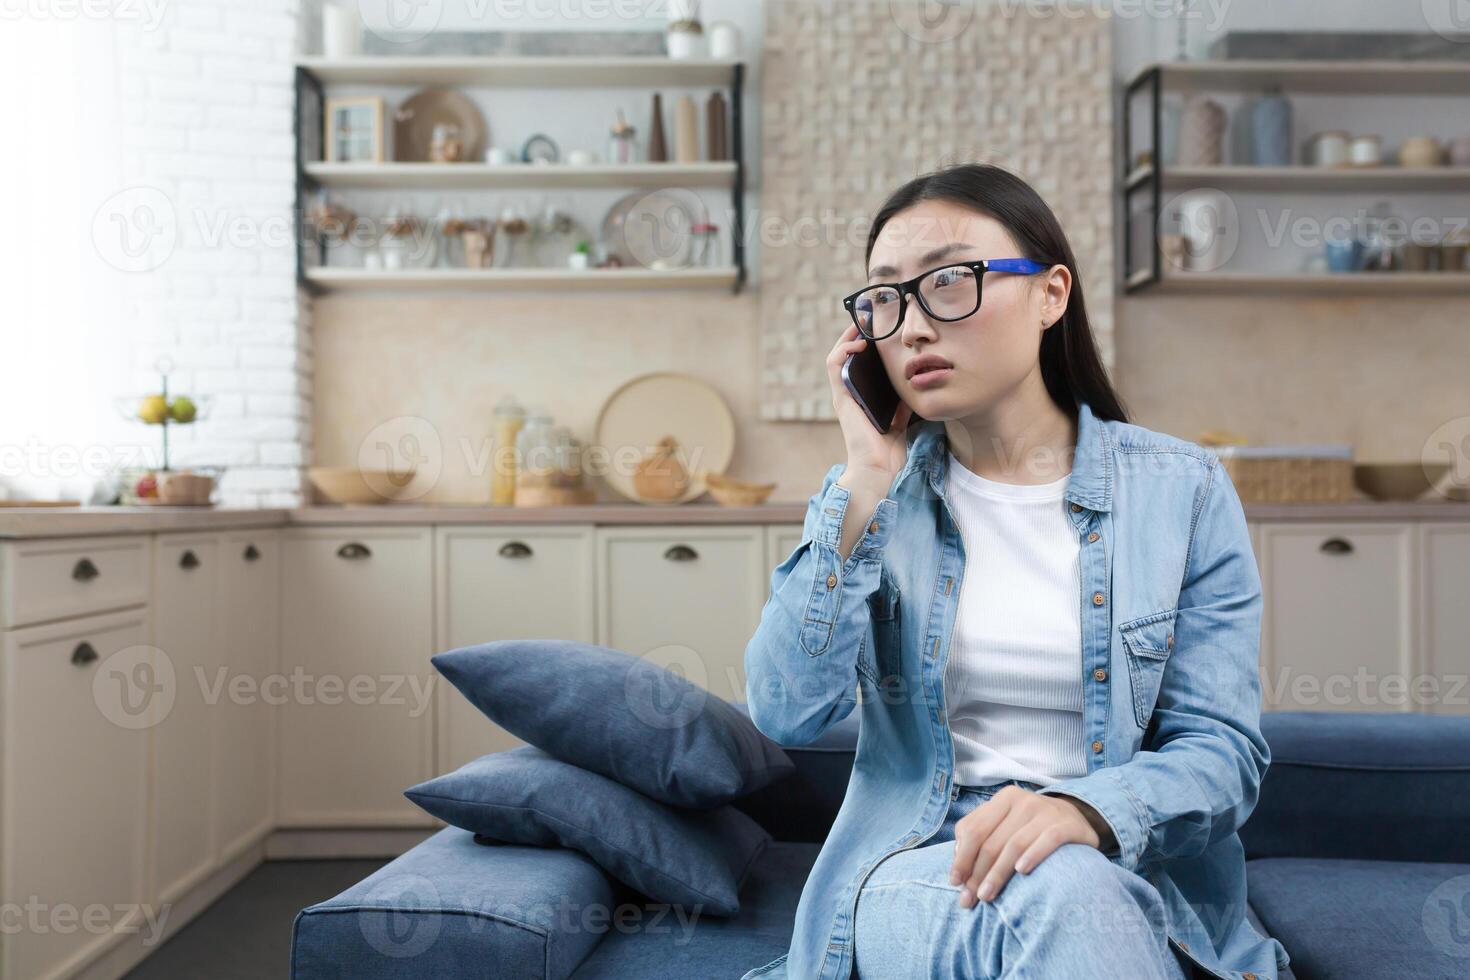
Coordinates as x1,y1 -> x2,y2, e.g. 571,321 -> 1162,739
1125,269 -> 1470,294
1124,60 -> 1470,95
304,161 -> 737,190
296,56 -> 742,88
1121,61 -> 1470,294
1125,163 -> 1470,193
293,57 -> 748,294
304,266 -> 741,293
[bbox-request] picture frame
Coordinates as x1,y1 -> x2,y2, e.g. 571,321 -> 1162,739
324,96 -> 386,163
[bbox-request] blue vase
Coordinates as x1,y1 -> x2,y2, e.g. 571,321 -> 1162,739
1250,88 -> 1292,166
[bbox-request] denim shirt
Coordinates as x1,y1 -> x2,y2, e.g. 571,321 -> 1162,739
741,401 -> 1292,980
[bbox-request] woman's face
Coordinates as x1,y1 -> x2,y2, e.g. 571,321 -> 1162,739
862,198 -> 1066,421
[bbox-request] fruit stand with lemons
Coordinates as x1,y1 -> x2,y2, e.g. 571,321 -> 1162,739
114,360 -> 219,506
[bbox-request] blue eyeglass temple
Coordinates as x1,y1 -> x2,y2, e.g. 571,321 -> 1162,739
982,258 -> 1047,274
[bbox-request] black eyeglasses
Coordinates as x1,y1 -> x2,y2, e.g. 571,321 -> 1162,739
841,258 -> 1047,341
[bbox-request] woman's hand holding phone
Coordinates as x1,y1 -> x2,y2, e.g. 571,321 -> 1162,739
826,323 -> 913,561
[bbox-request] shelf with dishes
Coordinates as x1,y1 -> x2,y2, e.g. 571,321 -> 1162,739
1123,269 -> 1470,295
303,266 -> 740,293
1121,59 -> 1470,294
304,161 -> 737,189
293,55 -> 747,293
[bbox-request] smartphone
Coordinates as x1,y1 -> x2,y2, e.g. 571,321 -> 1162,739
841,340 -> 901,434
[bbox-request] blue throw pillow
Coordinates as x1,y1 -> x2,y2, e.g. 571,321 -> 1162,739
404,746 -> 770,916
431,639 -> 794,808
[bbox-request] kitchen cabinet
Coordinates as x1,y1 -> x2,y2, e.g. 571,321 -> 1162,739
214,530 -> 280,860
1419,523 -> 1470,715
1,609 -> 152,980
596,526 -> 767,704
435,526 -> 595,771
278,528 -> 434,827
1258,522 -> 1414,713
765,524 -> 804,578
151,534 -> 220,905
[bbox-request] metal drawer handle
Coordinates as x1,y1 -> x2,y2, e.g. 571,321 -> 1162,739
243,544 -> 261,562
664,544 -> 699,562
71,642 -> 98,667
337,542 -> 372,560
72,558 -> 100,582
1319,537 -> 1354,555
179,550 -> 201,570
499,541 -> 533,559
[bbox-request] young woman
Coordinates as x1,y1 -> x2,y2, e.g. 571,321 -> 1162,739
741,164 -> 1290,980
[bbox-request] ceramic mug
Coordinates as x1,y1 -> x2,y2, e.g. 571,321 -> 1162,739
1349,135 -> 1381,167
1308,131 -> 1350,167
485,147 -> 511,165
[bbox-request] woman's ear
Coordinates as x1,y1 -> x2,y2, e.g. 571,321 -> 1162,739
1039,263 -> 1072,329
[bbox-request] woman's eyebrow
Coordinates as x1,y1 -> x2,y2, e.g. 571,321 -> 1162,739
868,242 -> 975,280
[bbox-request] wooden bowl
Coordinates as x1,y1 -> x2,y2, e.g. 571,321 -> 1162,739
1353,462 -> 1451,501
157,471 -> 215,506
308,467 -> 417,505
701,471 -> 776,507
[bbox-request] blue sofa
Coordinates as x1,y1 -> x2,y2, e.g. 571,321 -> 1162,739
291,709 -> 1470,979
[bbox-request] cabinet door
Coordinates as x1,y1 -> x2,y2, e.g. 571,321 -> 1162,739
151,534 -> 219,904
1420,523 -> 1470,715
597,527 -> 766,704
1258,522 -> 1414,713
436,526 -> 595,771
2,610 -> 151,980
765,524 -> 805,578
279,528 -> 434,827
214,530 -> 280,859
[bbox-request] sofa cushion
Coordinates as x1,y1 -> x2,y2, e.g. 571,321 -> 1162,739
729,700 -> 860,843
291,827 -> 615,980
433,641 -> 793,808
1247,857 -> 1470,980
570,841 -> 821,979
405,746 -> 770,916
1243,712 -> 1470,864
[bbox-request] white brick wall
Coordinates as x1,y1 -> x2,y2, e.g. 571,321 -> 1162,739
114,0 -> 314,506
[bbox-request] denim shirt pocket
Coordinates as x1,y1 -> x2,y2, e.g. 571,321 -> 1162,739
1118,608 -> 1177,729
858,568 -> 901,685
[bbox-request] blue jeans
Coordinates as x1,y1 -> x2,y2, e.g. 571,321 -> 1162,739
852,778 -> 1192,980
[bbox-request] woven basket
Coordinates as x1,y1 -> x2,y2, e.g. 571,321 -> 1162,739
1211,446 -> 1357,503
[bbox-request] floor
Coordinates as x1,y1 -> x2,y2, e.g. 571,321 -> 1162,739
122,860 -> 386,980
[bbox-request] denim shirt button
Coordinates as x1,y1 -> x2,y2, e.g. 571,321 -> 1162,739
1087,530 -> 1100,543
1092,591 -> 1105,605
1070,502 -> 1082,512
1093,667 -> 1107,681
1091,740 -> 1103,753
826,573 -> 837,590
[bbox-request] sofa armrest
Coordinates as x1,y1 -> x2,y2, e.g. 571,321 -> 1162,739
1240,711 -> 1470,864
291,828 -> 614,980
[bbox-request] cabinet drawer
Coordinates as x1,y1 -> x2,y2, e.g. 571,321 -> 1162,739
0,535 -> 150,628
597,526 -> 766,704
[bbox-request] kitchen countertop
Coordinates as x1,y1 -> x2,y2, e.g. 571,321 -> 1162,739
2,499 -> 1469,539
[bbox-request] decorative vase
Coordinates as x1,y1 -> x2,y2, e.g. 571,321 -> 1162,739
1248,88 -> 1292,166
1177,95 -> 1226,166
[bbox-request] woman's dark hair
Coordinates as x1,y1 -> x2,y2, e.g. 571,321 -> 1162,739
865,162 -> 1129,424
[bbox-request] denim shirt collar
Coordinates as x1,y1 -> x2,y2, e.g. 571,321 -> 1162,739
894,399 -> 1113,512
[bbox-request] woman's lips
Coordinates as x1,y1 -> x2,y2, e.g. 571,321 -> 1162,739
909,366 -> 954,389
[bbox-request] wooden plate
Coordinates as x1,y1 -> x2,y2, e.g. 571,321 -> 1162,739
393,87 -> 487,163
594,372 -> 735,505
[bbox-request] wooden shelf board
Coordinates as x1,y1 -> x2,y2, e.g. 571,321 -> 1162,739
1128,271 -> 1470,294
304,266 -> 740,292
296,56 -> 741,87
1126,164 -> 1470,193
304,161 -> 737,189
1127,60 -> 1470,94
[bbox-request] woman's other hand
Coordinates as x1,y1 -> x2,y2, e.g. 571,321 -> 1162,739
947,786 -> 1110,908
